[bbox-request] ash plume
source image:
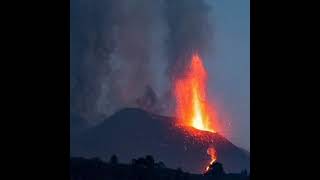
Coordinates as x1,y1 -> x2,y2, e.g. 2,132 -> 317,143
70,0 -> 213,125
164,0 -> 213,80
70,0 -> 115,122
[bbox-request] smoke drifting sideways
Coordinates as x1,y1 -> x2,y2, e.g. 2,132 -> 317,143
70,0 -> 214,126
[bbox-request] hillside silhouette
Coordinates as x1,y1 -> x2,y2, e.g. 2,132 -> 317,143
71,108 -> 250,173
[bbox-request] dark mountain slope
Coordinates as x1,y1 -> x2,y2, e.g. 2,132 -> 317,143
71,108 -> 250,173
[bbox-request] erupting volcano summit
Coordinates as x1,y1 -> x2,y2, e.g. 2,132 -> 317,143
174,53 -> 219,133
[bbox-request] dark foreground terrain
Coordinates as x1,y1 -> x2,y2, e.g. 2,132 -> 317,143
70,156 -> 249,180
71,108 -> 250,173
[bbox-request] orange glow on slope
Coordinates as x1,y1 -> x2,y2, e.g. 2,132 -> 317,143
174,53 -> 218,133
205,147 -> 217,172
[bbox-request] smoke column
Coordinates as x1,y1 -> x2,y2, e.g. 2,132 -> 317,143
70,0 -> 214,125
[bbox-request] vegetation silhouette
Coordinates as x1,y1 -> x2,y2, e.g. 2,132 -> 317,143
110,154 -> 118,165
70,156 -> 250,180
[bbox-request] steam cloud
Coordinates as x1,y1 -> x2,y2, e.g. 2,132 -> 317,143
70,0 -> 214,125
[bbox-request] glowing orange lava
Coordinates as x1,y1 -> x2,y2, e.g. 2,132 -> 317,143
205,147 -> 217,172
174,53 -> 218,133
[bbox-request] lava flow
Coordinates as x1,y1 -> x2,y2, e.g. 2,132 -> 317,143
205,147 -> 217,172
174,52 -> 218,133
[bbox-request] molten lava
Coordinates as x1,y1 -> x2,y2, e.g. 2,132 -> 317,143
205,147 -> 217,172
174,53 -> 218,133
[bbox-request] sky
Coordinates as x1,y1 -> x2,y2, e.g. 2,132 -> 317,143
206,0 -> 250,151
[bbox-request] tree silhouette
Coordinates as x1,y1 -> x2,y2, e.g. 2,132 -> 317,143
241,169 -> 248,176
145,155 -> 155,168
131,158 -> 137,165
110,154 -> 118,165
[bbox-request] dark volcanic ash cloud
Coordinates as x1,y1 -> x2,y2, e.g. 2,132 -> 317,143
164,0 -> 213,80
70,0 -> 213,125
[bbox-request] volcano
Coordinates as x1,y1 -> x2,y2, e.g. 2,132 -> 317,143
70,108 -> 250,173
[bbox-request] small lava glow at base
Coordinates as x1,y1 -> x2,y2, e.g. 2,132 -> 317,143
205,147 -> 217,172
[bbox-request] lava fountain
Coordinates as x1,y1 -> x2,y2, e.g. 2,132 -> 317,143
174,52 -> 218,133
